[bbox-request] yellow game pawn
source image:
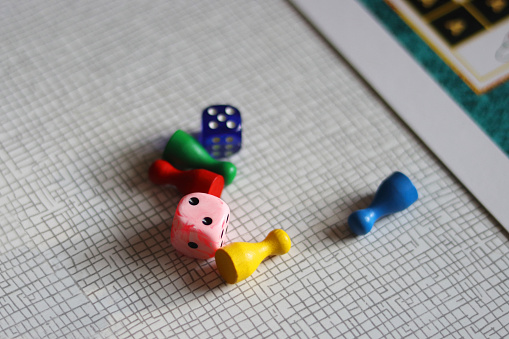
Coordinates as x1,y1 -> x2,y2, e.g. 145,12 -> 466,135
215,229 -> 291,284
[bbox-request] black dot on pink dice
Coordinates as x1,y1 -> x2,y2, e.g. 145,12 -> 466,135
202,217 -> 212,225
189,197 -> 199,205
188,242 -> 198,249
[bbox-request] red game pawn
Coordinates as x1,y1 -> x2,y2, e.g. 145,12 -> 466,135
148,159 -> 224,198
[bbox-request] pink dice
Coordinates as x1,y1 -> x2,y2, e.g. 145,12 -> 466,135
171,192 -> 230,259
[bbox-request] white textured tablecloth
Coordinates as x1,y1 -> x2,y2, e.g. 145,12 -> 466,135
0,1 -> 507,338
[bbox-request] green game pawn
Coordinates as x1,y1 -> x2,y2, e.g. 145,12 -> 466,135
163,130 -> 237,185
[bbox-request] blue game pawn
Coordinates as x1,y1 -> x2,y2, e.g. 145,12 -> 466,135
348,172 -> 418,235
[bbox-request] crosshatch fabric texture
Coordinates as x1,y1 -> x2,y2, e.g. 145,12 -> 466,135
0,1 -> 508,338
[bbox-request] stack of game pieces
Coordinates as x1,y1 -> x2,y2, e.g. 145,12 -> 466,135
148,129 -> 236,197
149,129 -> 236,259
149,105 -> 291,284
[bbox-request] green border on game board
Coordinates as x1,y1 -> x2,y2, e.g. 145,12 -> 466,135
358,0 -> 509,156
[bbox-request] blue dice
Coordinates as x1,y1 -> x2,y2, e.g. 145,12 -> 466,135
201,105 -> 242,159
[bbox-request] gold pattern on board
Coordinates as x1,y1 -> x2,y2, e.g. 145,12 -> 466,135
486,0 -> 507,13
419,0 -> 439,8
444,19 -> 467,36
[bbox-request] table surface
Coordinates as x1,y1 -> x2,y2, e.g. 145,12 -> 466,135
0,1 -> 508,338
